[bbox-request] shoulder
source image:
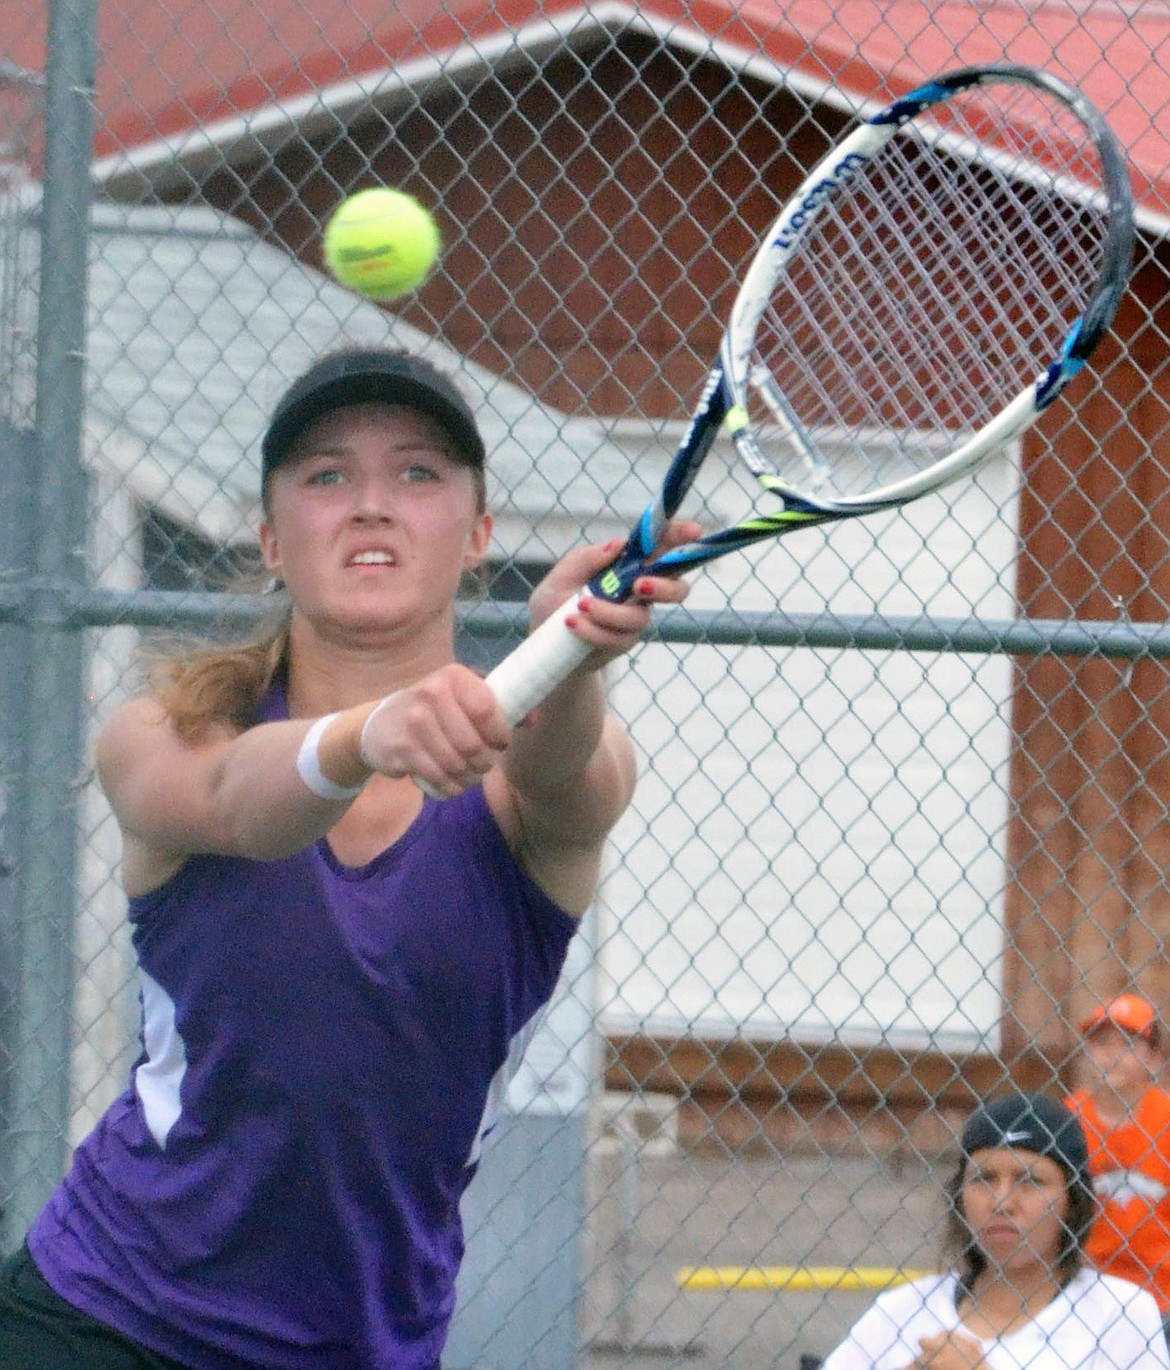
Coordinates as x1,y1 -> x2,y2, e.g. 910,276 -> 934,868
96,690 -> 169,742
884,1273 -> 955,1304
483,757 -> 621,918
1098,1271 -> 1160,1306
94,694 -> 172,780
860,1273 -> 956,1321
1067,1269 -> 1164,1320
821,1275 -> 954,1370
94,692 -> 235,779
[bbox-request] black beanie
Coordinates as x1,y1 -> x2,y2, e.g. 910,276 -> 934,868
960,1092 -> 1089,1178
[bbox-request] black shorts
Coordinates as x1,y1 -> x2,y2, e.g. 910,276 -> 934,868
0,1241 -> 445,1369
0,1242 -> 190,1370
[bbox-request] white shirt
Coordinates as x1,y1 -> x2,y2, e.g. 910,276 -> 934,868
820,1269 -> 1169,1370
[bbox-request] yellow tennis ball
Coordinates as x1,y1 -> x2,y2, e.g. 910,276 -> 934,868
323,188 -> 441,300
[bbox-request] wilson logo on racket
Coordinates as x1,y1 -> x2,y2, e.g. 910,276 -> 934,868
772,154 -> 870,251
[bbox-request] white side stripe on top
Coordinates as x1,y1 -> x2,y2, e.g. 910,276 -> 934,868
465,1008 -> 547,1168
135,969 -> 188,1149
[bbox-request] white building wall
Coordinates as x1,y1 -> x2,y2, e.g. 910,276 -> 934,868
595,450 -> 1019,1052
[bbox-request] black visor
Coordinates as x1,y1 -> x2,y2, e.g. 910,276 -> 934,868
261,349 -> 485,483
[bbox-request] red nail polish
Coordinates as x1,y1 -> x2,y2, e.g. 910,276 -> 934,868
565,615 -> 578,629
577,597 -> 591,613
637,579 -> 653,596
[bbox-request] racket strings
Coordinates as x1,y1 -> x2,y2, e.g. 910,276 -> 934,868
746,86 -> 1113,500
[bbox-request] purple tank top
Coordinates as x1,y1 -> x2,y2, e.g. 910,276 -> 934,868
28,689 -> 577,1370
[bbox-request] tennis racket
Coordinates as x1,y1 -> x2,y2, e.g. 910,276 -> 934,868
487,62 -> 1134,725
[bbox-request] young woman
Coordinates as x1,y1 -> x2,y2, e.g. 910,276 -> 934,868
821,1092 -> 1169,1370
0,347 -> 698,1370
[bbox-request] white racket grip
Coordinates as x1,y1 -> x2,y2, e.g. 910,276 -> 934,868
484,590 -> 595,726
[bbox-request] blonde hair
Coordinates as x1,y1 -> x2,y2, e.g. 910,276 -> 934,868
143,602 -> 292,743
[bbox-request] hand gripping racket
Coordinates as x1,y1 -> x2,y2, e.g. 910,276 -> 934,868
487,63 -> 1134,725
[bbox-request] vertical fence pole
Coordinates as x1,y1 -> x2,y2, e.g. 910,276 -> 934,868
0,422 -> 36,1252
1,0 -> 95,1250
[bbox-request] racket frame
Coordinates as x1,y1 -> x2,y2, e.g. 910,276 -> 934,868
482,62 -> 1135,726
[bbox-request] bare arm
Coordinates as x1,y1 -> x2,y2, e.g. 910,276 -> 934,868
481,532 -> 697,914
104,528 -> 696,903
96,667 -> 513,892
95,698 -> 364,887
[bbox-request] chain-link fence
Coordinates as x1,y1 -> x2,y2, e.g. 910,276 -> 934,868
4,2 -> 1170,1367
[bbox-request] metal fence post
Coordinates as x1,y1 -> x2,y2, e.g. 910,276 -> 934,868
0,420 -> 35,1250
2,0 -> 96,1250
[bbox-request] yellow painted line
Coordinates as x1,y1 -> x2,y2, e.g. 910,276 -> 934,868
676,1265 -> 933,1292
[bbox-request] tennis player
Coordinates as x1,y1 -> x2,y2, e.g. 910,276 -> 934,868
0,347 -> 697,1370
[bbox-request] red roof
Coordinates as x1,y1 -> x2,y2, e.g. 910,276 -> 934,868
16,0 -> 1170,225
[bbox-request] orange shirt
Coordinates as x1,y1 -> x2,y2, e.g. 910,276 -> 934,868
1066,1087 -> 1170,1312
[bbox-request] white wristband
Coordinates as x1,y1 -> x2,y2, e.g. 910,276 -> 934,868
296,713 -> 366,802
357,692 -> 400,770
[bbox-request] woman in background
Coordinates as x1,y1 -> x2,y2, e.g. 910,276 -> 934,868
821,1092 -> 1168,1370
